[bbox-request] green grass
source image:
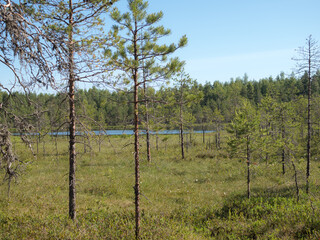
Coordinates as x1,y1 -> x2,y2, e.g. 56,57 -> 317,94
1,132 -> 320,239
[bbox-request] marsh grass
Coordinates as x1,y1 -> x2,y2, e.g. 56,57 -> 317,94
1,132 -> 320,239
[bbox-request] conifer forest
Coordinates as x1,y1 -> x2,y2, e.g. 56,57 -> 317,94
1,0 -> 320,239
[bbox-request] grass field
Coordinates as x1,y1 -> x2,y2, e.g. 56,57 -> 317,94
1,132 -> 320,239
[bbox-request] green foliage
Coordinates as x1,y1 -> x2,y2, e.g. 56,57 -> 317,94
107,0 -> 186,87
209,195 -> 320,239
227,99 -> 260,159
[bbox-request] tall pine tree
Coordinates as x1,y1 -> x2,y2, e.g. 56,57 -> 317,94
106,0 -> 187,237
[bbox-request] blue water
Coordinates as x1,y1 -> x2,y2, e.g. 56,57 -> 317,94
48,129 -> 214,136
12,129 -> 214,136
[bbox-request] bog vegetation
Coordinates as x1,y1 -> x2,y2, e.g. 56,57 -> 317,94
1,0 -> 320,239
1,133 -> 320,239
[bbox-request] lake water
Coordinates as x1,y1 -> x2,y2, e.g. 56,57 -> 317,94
12,129 -> 214,136
48,129 -> 214,136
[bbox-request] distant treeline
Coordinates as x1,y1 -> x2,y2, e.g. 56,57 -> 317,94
2,71 -> 320,132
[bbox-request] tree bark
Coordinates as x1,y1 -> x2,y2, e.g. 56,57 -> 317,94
68,0 -> 76,221
133,20 -> 140,240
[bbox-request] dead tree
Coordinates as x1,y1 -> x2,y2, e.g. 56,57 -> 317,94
293,35 -> 320,194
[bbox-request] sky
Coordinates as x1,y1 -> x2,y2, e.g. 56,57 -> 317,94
1,0 -> 320,89
120,0 -> 320,84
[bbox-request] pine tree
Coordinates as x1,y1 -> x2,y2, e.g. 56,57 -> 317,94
227,100 -> 260,199
25,0 -> 117,220
106,0 -> 187,238
293,35 -> 320,194
170,70 -> 202,159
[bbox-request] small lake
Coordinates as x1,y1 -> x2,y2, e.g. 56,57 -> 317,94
48,129 -> 215,136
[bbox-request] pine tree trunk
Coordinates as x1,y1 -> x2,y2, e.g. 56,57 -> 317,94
282,149 -> 285,174
216,124 -> 221,149
247,136 -> 251,199
134,82 -> 140,240
98,133 -> 101,152
133,21 -> 140,240
36,135 -> 39,155
180,123 -> 184,159
179,102 -> 184,159
282,119 -> 286,175
68,0 -> 76,221
202,125 -> 205,144
37,114 -> 40,155
306,60 -> 311,194
215,133 -> 218,149
144,84 -> 151,163
156,134 -> 159,151
146,127 -> 151,162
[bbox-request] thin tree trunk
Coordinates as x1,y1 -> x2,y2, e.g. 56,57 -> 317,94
202,124 -> 205,144
179,103 -> 185,159
134,83 -> 140,240
247,136 -> 251,199
146,128 -> 151,161
215,133 -> 218,149
144,83 -> 151,162
306,61 -> 311,194
156,134 -> 159,151
68,0 -> 76,221
133,21 -> 140,240
216,124 -> 221,149
180,124 -> 184,159
98,133 -> 101,152
37,110 -> 40,155
282,116 -> 286,174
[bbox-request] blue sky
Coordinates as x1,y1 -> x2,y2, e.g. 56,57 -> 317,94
1,0 -> 320,89
125,0 -> 320,84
